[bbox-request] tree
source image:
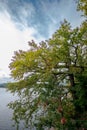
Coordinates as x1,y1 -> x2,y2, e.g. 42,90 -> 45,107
8,20 -> 87,130
77,0 -> 87,16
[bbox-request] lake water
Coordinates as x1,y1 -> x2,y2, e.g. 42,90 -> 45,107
0,88 -> 35,130
0,88 -> 17,130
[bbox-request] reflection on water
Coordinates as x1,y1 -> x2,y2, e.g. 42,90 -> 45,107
0,88 -> 32,130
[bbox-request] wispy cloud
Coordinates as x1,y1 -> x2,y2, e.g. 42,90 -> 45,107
0,10 -> 38,75
38,0 -> 84,36
0,0 -> 84,37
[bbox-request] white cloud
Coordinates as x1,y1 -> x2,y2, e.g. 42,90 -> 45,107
0,11 -> 37,76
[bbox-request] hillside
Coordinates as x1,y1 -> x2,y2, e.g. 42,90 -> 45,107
0,77 -> 14,88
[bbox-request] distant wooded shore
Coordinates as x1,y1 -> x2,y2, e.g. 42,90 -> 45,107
0,83 -> 8,88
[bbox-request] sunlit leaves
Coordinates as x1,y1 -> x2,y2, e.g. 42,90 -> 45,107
8,19 -> 87,129
77,0 -> 87,16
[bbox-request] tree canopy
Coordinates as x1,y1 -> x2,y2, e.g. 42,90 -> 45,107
8,19 -> 87,130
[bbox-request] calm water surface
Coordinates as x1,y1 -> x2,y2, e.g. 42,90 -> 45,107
0,88 -> 17,130
0,88 -> 34,130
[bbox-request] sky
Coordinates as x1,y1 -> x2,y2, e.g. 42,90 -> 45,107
0,0 -> 85,77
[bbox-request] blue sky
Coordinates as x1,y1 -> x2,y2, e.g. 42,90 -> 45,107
0,0 -> 84,77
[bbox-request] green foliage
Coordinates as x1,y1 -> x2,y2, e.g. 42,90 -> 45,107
77,0 -> 87,16
8,19 -> 87,130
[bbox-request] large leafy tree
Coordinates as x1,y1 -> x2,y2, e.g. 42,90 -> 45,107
8,20 -> 87,130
